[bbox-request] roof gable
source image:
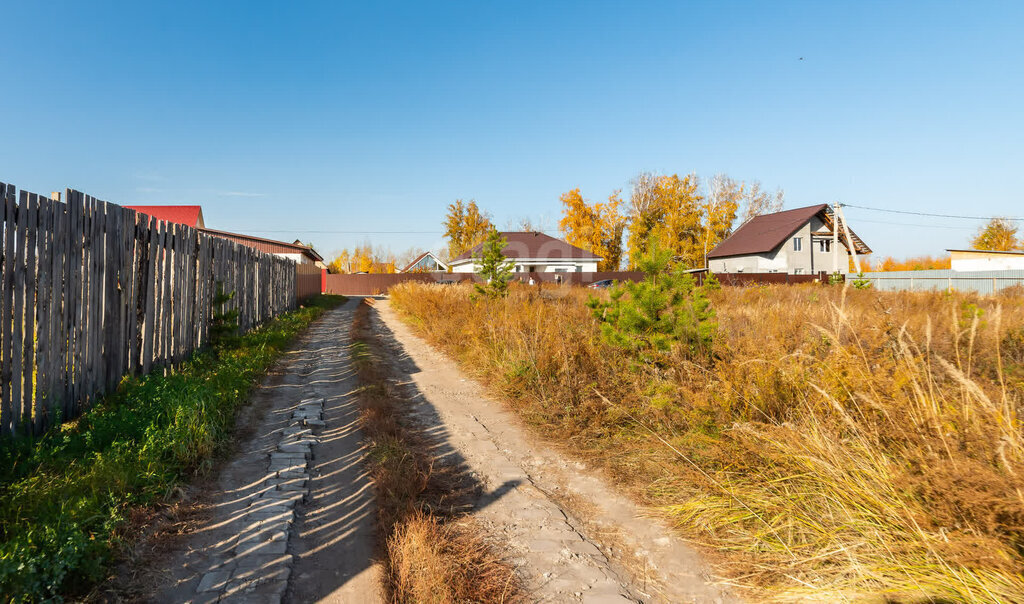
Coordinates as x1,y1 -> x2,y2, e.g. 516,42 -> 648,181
451,232 -> 601,263
401,251 -> 448,272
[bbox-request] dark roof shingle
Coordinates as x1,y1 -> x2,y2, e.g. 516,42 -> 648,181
708,204 -> 828,259
451,232 -> 601,262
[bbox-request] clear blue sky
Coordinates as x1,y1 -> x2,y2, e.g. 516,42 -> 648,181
2,1 -> 1022,261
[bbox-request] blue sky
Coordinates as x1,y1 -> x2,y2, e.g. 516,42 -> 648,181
2,1 -> 1022,261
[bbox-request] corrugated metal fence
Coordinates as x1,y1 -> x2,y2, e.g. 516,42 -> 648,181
296,263 -> 324,300
853,269 -> 1024,295
0,181 -> 298,437
323,271 -> 648,296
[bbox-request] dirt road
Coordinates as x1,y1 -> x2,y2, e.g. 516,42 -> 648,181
132,297 -> 731,603
371,299 -> 734,604
148,299 -> 382,604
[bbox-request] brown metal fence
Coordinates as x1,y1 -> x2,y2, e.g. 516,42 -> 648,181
296,263 -> 323,301
324,272 -> 475,295
324,270 -> 834,296
706,271 -> 832,286
0,181 -> 298,437
323,271 -> 648,295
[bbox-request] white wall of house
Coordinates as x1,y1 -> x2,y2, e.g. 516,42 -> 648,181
951,252 -> 1024,271
275,252 -> 308,264
450,259 -> 599,273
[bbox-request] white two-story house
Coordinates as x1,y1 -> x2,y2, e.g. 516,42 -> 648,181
707,204 -> 871,275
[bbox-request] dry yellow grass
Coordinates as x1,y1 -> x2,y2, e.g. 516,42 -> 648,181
389,281 -> 1024,602
350,300 -> 519,603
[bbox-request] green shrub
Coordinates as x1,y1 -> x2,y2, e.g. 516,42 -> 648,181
851,272 -> 872,289
587,237 -> 716,361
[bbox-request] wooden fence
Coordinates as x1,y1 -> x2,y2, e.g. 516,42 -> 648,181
0,182 -> 297,437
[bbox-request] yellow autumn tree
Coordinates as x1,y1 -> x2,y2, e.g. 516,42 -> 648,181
558,188 -> 626,270
327,249 -> 350,274
443,199 -> 492,259
971,218 -> 1021,251
626,173 -> 706,268
700,174 -> 743,267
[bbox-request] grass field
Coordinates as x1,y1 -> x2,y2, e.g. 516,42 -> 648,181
0,294 -> 345,602
390,281 -> 1024,602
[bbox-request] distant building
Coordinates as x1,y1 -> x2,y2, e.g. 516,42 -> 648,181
400,251 -> 448,273
202,228 -> 325,268
707,204 -> 871,275
124,205 -> 205,228
947,249 -> 1024,271
448,231 -> 601,274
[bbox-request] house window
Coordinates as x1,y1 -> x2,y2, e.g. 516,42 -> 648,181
793,237 -> 803,252
819,240 -> 831,253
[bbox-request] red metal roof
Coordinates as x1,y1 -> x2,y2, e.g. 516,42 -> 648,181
708,204 -> 828,259
451,232 -> 601,262
124,205 -> 205,228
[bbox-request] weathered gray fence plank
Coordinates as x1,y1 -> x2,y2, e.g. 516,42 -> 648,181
1,184 -> 15,436
35,196 -> 51,434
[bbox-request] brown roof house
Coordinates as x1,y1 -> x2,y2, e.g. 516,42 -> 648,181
202,228 -> 325,268
449,231 -> 601,274
707,204 -> 871,275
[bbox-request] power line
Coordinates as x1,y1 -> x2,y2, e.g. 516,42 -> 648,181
840,203 -> 1022,221
219,228 -> 563,235
853,218 -> 976,230
227,230 -> 446,234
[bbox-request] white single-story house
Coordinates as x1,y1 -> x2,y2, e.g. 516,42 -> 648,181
707,204 -> 871,275
449,231 -> 601,274
947,249 -> 1024,271
400,251 -> 448,273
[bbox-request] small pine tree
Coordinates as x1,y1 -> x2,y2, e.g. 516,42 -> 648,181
210,282 -> 239,348
588,236 -> 716,362
474,228 -> 514,298
852,272 -> 872,290
702,271 -> 721,291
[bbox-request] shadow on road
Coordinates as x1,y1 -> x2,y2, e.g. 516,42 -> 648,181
285,299 -> 519,602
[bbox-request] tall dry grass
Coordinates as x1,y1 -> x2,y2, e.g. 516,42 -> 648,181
350,300 -> 519,603
389,282 -> 1024,602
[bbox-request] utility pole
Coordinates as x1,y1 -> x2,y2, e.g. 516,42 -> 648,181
836,203 -> 861,274
832,203 -> 840,274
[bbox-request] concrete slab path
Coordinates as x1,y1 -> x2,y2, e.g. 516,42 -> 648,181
151,299 -> 381,604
